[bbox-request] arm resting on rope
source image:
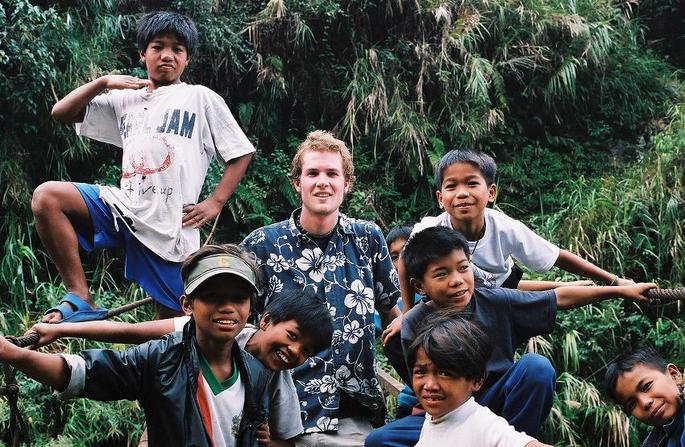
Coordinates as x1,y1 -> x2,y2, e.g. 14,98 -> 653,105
556,283 -> 656,310
26,319 -> 176,349
554,249 -> 633,286
0,337 -> 70,391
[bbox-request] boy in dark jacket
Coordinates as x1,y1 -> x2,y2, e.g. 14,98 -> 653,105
0,244 -> 270,447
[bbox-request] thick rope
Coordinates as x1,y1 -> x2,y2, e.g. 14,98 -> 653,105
1,297 -> 154,445
646,288 -> 685,301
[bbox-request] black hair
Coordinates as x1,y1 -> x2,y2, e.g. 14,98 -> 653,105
386,224 -> 414,247
410,309 -> 491,380
403,226 -> 470,280
434,148 -> 497,190
604,346 -> 669,403
264,290 -> 333,354
136,11 -> 199,57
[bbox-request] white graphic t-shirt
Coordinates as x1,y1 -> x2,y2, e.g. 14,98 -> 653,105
77,83 -> 255,261
413,208 -> 559,287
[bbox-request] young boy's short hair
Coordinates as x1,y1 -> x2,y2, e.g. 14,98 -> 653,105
434,149 -> 497,189
410,310 -> 492,381
181,244 -> 262,299
288,130 -> 356,187
403,226 -> 470,280
136,11 -> 199,57
386,224 -> 414,247
604,346 -> 669,403
264,290 -> 333,353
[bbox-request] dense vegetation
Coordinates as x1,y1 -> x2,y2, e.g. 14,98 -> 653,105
0,0 -> 683,445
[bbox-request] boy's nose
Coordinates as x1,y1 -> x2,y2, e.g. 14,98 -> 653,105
423,376 -> 440,391
288,343 -> 305,363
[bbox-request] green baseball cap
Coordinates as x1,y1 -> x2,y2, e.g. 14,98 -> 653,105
184,253 -> 259,295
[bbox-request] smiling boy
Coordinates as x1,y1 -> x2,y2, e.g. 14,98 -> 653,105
34,11 -> 254,322
366,226 -> 656,447
0,244 -> 270,446
411,312 -> 551,447
391,149 -> 631,320
605,347 -> 685,446
27,289 -> 334,446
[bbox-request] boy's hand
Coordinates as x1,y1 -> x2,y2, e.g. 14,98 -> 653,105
182,197 -> 223,229
381,314 -> 403,346
615,277 -> 636,286
103,75 -> 151,91
24,323 -> 62,349
256,422 -> 271,446
620,283 -> 657,302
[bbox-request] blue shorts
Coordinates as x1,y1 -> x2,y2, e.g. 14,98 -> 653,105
73,183 -> 183,311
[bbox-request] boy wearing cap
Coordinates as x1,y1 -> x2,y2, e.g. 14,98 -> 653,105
0,244 -> 271,447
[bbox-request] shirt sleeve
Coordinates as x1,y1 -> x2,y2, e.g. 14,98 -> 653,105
506,289 -> 557,341
267,371 -> 304,440
76,92 -> 123,147
369,224 -> 401,313
55,354 -> 87,400
484,410 -> 535,446
202,89 -> 255,165
76,340 -> 161,403
173,316 -> 191,332
505,218 -> 560,273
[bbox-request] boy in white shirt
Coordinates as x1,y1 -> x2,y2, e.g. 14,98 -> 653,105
35,11 -> 254,322
410,310 -> 551,447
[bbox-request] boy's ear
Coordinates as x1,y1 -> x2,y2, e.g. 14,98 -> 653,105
487,184 -> 497,203
410,278 -> 427,296
259,313 -> 273,331
435,190 -> 443,209
180,295 -> 193,316
471,377 -> 485,393
667,363 -> 682,386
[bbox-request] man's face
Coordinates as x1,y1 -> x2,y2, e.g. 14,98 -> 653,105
412,348 -> 482,419
411,248 -> 474,311
614,363 -> 683,427
141,33 -> 188,86
293,150 -> 349,220
254,315 -> 317,371
182,276 -> 251,344
436,162 -> 496,229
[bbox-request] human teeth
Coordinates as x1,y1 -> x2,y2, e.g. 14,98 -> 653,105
276,351 -> 288,363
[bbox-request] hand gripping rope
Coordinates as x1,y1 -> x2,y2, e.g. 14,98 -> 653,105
0,297 -> 153,447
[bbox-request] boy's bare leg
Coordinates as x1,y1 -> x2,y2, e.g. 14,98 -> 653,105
32,181 -> 94,322
155,303 -> 184,320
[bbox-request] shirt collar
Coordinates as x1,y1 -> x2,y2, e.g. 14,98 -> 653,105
288,208 -> 355,241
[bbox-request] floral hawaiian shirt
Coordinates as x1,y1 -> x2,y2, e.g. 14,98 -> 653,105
241,209 -> 400,433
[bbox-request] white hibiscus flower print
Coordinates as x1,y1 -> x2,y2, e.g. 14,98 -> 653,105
266,253 -> 290,273
267,276 -> 283,295
303,375 -> 337,394
341,320 -> 364,344
335,365 -> 361,392
344,280 -> 374,315
295,247 -> 326,282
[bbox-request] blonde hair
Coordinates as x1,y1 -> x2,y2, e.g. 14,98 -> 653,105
289,130 -> 355,188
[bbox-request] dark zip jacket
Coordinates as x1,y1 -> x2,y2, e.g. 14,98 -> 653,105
77,319 -> 271,446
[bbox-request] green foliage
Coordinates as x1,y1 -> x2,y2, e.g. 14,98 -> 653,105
0,0 -> 682,445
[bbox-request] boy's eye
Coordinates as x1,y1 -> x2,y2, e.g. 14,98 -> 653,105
412,368 -> 426,376
438,370 -> 450,377
468,181 -> 480,186
458,265 -> 470,272
641,381 -> 652,392
287,331 -> 297,341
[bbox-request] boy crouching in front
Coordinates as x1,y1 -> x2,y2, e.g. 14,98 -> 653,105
605,346 -> 684,447
411,311 -> 551,446
0,244 -> 270,446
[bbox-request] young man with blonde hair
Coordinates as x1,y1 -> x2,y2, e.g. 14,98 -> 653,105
242,130 -> 401,446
